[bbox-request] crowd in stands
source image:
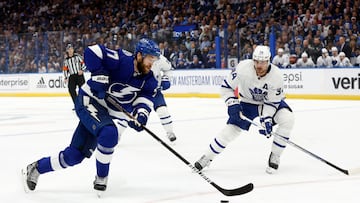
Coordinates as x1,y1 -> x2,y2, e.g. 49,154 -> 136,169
0,0 -> 359,73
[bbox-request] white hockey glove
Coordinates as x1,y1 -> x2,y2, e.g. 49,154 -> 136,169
259,116 -> 272,138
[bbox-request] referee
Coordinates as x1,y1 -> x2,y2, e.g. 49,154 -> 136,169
63,44 -> 86,108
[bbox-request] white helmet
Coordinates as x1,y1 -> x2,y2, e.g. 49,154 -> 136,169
253,45 -> 271,61
152,54 -> 171,70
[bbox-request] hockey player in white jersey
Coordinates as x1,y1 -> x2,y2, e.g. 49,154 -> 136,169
296,52 -> 315,67
194,45 -> 295,174
316,48 -> 333,67
272,48 -> 289,68
151,54 -> 176,142
338,51 -> 352,67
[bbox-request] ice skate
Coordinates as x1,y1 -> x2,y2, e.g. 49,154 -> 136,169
93,175 -> 108,197
166,132 -> 177,142
21,161 -> 40,192
194,155 -> 212,171
266,152 -> 280,174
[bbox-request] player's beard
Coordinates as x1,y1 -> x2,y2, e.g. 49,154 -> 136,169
137,58 -> 151,75
254,64 -> 269,78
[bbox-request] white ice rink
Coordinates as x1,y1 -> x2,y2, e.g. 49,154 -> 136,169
1,96 -> 360,203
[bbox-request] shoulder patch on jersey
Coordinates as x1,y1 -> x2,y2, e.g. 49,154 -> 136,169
122,50 -> 133,56
89,45 -> 103,59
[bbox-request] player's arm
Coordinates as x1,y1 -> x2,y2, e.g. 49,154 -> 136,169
128,81 -> 156,132
84,45 -> 110,99
157,55 -> 172,90
220,66 -> 242,123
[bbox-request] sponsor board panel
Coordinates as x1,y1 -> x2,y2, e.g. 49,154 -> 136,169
166,69 -> 230,94
0,69 -> 359,99
283,68 -> 360,95
0,74 -> 30,90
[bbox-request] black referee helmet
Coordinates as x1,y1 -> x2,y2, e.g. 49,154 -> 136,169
66,43 -> 73,50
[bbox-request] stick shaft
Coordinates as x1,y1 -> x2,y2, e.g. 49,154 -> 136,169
107,96 -> 253,196
240,113 -> 350,175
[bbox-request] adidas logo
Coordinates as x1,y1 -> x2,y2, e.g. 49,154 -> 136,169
36,77 -> 47,88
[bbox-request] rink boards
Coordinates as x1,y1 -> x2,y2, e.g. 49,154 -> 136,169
0,68 -> 359,100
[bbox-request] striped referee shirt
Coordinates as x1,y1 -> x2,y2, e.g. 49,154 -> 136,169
62,53 -> 86,78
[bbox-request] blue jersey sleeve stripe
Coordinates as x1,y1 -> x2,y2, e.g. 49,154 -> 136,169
88,45 -> 103,59
221,80 -> 232,89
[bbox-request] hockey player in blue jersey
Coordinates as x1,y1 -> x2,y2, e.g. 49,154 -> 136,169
22,38 -> 161,195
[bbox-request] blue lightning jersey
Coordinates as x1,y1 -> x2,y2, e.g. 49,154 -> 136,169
80,44 -> 158,117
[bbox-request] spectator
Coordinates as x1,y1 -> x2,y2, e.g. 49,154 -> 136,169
187,41 -> 202,62
1,0 -> 359,73
175,52 -> 189,69
206,55 -> 216,69
199,35 -> 211,52
188,55 -> 204,69
339,36 -> 352,58
311,37 -> 324,62
159,42 -> 171,60
301,39 -> 315,60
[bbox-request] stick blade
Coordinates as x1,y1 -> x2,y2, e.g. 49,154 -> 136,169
347,167 -> 360,175
212,182 -> 254,196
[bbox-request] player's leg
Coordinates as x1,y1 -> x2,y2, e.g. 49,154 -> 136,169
154,91 -> 176,142
266,102 -> 294,174
93,125 -> 118,192
194,102 -> 259,171
22,122 -> 95,192
75,95 -> 119,192
194,124 -> 242,170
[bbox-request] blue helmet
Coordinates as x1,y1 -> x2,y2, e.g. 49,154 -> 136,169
135,38 -> 160,58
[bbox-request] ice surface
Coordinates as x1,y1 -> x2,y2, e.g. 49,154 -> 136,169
1,97 -> 360,203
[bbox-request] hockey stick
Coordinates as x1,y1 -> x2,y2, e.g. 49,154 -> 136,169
107,96 -> 253,196
240,113 -> 360,176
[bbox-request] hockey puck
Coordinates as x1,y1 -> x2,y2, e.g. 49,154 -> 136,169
220,200 -> 229,203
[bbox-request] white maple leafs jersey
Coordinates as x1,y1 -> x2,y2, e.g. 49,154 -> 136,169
316,55 -> 333,67
151,54 -> 172,88
221,59 -> 285,118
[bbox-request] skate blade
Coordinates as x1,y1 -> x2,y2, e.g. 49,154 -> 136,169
21,168 -> 30,193
265,166 -> 277,174
167,140 -> 176,146
96,190 -> 105,198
